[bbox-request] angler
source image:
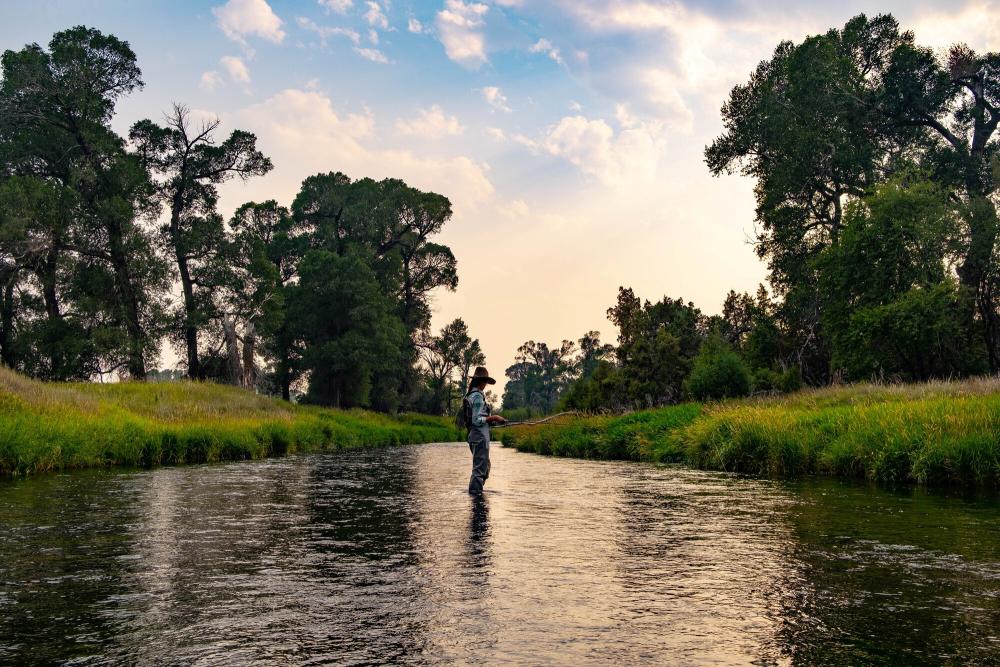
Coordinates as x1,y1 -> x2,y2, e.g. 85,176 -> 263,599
460,367 -> 505,494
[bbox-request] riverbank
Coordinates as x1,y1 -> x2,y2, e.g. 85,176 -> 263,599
0,368 -> 457,476
499,377 -> 1000,486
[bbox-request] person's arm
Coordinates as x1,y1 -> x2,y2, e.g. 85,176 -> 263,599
469,392 -> 487,427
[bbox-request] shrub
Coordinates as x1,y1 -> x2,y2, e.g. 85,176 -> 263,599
684,337 -> 751,401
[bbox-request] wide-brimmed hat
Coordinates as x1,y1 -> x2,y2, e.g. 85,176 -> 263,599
470,366 -> 496,385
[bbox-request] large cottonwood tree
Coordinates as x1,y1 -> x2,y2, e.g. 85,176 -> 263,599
130,105 -> 272,379
707,13 -> 1000,371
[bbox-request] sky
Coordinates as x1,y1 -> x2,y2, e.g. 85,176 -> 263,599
4,0 -> 1000,384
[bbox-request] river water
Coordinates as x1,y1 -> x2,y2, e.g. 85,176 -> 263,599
2,443 -> 1000,665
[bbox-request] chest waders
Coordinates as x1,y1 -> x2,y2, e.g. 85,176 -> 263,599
466,389 -> 491,494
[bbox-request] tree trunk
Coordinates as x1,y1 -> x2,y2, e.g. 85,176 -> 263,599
957,192 -> 1000,371
0,277 -> 15,368
38,246 -> 63,376
171,203 -> 202,379
222,316 -> 242,386
241,321 -> 257,390
106,216 -> 147,379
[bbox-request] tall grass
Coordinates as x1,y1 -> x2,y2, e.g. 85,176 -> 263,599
0,367 -> 458,476
499,377 -> 1000,487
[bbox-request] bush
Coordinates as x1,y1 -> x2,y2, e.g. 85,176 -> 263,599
684,337 -> 751,401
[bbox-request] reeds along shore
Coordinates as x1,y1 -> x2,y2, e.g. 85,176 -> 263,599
0,367 -> 457,476
499,377 -> 1000,487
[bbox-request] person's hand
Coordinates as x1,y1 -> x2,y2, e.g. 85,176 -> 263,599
487,415 -> 506,425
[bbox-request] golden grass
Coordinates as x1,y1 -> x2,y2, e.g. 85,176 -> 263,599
499,376 -> 1000,486
0,367 -> 457,476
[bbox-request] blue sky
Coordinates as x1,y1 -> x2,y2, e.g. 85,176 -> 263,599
4,0 -> 999,378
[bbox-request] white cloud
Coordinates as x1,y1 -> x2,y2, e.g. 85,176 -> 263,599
212,0 -> 285,45
638,68 -> 694,132
436,0 -> 489,67
364,1 -> 389,29
408,17 -> 425,34
500,198 -> 530,219
200,70 -> 224,91
569,100 -> 582,111
368,29 -> 380,44
480,86 -> 510,112
297,16 -> 361,45
318,0 -> 353,13
538,0 -> 819,131
511,132 -> 539,151
221,55 -> 252,83
541,114 -> 666,187
236,88 -> 494,213
485,126 -> 505,141
529,37 -> 564,65
395,105 -> 465,138
355,46 -> 390,63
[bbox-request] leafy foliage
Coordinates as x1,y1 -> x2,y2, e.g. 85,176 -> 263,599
684,336 -> 752,401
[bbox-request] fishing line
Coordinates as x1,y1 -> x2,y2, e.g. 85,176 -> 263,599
492,411 -> 579,428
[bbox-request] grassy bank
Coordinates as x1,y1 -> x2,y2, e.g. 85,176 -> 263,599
0,367 -> 458,476
499,377 -> 1000,486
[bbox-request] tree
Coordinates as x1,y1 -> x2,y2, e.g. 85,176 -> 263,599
684,335 -> 752,401
286,249 -> 406,408
576,330 -> 614,379
817,173 -> 983,379
214,200 -> 304,390
0,26 -> 168,379
501,339 -> 577,413
291,172 -> 458,403
707,13 -> 1000,370
130,105 -> 272,379
417,317 -> 484,415
606,287 -> 707,405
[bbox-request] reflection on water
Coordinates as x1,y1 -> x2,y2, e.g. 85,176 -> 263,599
1,444 -> 999,664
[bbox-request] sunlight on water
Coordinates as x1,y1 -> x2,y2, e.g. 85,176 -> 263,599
1,444 -> 999,664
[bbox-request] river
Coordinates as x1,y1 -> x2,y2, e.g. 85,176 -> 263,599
2,442 -> 999,665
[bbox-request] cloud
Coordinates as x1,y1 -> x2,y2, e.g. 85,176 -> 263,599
540,113 -> 666,187
529,37 -> 563,64
636,69 -> 694,132
213,0 -> 285,45
485,126 -> 505,141
364,0 -> 389,29
480,86 -> 510,112
436,0 -> 489,67
395,105 -> 465,138
235,88 -> 494,213
200,70 -> 224,91
318,0 -> 353,13
220,55 -> 252,84
297,16 -> 361,45
525,0 -> 821,131
500,198 -> 530,218
355,46 -> 390,63
408,17 -> 425,34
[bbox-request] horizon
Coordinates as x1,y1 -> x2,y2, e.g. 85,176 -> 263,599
4,0 -> 998,391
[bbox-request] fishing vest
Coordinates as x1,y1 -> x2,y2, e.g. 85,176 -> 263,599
463,389 -> 490,443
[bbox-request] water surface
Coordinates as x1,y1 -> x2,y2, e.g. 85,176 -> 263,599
2,443 -> 999,665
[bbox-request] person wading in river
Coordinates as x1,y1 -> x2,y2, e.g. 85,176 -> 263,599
463,367 -> 505,494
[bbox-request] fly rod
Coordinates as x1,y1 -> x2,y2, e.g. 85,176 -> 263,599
492,411 -> 578,427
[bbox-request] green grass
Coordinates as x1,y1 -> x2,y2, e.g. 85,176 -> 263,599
0,367 -> 458,476
499,377 -> 1000,487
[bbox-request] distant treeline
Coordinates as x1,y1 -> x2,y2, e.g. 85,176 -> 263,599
0,26 -> 481,412
502,13 -> 1000,414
